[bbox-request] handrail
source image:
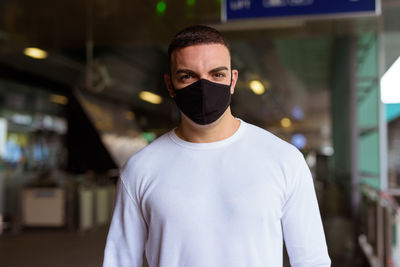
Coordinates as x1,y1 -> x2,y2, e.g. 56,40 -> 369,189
361,185 -> 400,215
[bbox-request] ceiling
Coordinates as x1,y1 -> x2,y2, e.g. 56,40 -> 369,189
0,0 -> 381,47
0,0 -> 399,151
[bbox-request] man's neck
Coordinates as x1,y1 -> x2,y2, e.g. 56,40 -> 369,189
175,108 -> 240,143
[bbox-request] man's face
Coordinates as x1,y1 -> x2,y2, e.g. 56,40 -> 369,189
165,43 -> 238,96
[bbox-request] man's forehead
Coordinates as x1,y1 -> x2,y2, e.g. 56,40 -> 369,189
171,44 -> 231,69
172,43 -> 229,57
172,43 -> 229,51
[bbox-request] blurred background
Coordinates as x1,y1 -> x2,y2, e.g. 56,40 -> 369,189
0,0 -> 400,266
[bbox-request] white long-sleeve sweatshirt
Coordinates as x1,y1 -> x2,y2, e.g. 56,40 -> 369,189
103,119 -> 331,267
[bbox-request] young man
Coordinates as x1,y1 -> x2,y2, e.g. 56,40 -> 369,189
103,25 -> 331,267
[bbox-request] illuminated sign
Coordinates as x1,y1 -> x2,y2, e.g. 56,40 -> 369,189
222,0 -> 380,21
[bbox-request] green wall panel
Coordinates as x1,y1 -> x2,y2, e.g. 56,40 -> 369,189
357,33 -> 381,190
358,131 -> 380,175
357,34 -> 378,79
357,85 -> 379,129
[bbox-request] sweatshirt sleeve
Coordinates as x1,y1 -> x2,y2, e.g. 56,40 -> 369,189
103,178 -> 148,267
281,155 -> 331,267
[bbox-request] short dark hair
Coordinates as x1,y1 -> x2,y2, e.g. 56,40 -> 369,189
167,25 -> 230,62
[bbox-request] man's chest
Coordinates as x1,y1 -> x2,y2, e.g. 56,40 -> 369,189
140,163 -> 286,229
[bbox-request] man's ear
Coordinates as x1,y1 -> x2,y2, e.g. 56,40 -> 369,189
164,73 -> 175,98
230,69 -> 239,94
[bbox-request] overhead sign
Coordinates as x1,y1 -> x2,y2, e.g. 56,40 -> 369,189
222,0 -> 380,21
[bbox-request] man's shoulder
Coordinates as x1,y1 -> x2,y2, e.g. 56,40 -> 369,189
243,121 -> 303,162
244,122 -> 298,149
120,131 -> 173,179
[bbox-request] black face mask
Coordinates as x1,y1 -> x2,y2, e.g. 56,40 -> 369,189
172,78 -> 232,125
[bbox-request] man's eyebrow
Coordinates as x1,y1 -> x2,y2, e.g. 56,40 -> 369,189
175,69 -> 197,75
209,66 -> 229,73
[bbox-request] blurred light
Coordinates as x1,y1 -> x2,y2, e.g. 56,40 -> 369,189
291,133 -> 306,149
306,152 -> 316,168
156,1 -> 167,15
142,132 -> 156,142
125,111 -> 136,121
53,118 -> 67,134
280,117 -> 292,128
43,115 -> 53,129
321,146 -> 334,156
249,80 -> 265,95
187,0 -> 196,6
139,91 -> 163,104
12,114 -> 32,125
23,47 -> 48,59
0,118 -> 7,158
50,94 -> 68,105
381,56 -> 400,103
291,106 -> 304,120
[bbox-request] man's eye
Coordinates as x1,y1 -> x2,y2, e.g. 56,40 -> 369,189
179,74 -> 193,81
214,73 -> 226,78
